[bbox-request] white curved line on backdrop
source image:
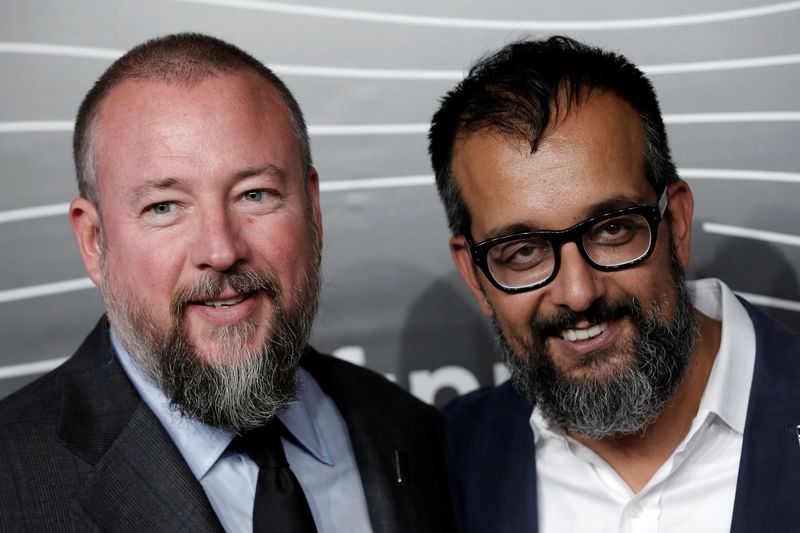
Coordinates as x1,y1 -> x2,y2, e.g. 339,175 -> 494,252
0,42 -> 464,80
271,64 -> 463,80
4,112 -> 800,137
0,357 -> 69,380
0,121 -> 431,135
167,0 -> 800,30
702,222 -> 800,247
642,54 -> 800,75
310,123 -> 429,135
735,292 -> 800,313
665,112 -> 800,124
3,42 -> 800,79
0,277 -> 95,304
0,42 -> 122,59
0,203 -> 69,224
321,174 -> 434,191
680,168 -> 800,183
0,121 -> 73,133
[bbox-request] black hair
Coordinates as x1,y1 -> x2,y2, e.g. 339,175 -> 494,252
428,35 -> 677,236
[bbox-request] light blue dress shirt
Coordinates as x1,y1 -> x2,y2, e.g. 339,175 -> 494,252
111,330 -> 373,533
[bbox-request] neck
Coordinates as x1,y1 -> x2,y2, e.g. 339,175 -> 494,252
570,311 -> 721,493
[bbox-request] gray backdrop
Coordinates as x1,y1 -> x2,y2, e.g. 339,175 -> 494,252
1,0 -> 799,406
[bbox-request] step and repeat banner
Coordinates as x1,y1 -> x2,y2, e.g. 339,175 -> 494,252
1,0 -> 798,404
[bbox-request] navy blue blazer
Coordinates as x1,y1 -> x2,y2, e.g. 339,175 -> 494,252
443,302 -> 800,533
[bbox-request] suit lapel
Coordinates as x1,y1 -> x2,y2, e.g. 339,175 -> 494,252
481,382 -> 539,533
75,404 -> 223,532
59,319 -> 223,532
302,349 -> 408,533
730,303 -> 800,533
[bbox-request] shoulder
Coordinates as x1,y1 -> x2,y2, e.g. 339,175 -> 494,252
0,358 -> 72,431
441,381 -> 537,532
0,357 -> 85,522
746,302 -> 799,344
442,380 -> 532,471
0,319 -> 110,428
441,380 -> 534,479
741,299 -> 800,379
443,379 -> 532,435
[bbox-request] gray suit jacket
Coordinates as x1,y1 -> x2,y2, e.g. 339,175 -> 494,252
0,318 -> 454,533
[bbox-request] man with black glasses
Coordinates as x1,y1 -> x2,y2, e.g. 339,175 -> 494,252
429,36 -> 800,533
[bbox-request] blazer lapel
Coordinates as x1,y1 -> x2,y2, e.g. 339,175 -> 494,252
481,382 -> 539,533
59,319 -> 223,532
302,349 -> 414,533
75,404 -> 223,532
730,303 -> 800,533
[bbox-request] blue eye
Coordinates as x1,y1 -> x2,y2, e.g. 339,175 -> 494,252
244,190 -> 268,202
151,202 -> 173,215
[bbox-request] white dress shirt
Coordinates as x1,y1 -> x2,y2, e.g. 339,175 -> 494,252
112,332 -> 373,533
532,279 -> 756,533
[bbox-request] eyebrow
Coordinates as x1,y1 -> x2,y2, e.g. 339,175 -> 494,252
130,177 -> 181,202
481,194 -> 656,242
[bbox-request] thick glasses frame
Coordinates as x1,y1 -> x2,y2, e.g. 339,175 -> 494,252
467,192 -> 669,293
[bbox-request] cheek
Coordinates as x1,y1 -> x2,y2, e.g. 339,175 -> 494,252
486,291 -> 541,340
247,219 -> 317,279
102,232 -> 186,312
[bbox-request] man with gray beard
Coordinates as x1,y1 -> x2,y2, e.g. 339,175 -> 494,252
428,36 -> 800,533
0,33 -> 454,533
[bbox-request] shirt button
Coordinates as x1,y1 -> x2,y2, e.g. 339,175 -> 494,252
629,503 -> 643,518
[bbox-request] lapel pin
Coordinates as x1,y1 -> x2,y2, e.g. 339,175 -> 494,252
394,449 -> 409,484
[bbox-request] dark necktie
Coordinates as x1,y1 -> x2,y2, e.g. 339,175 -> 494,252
232,420 -> 318,533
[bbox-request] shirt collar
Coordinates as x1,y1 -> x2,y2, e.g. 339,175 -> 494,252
531,278 -> 756,442
688,278 -> 755,434
110,330 -> 334,480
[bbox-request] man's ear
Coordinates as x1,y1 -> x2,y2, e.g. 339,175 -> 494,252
306,166 -> 323,242
664,179 -> 694,268
450,235 -> 493,317
69,197 -> 104,286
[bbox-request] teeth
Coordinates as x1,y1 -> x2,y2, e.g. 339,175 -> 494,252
203,296 -> 245,308
561,323 -> 606,342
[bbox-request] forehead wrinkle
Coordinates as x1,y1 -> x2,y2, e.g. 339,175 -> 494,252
236,164 -> 286,181
129,177 -> 182,201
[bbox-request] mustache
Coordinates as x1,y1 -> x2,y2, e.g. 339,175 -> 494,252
170,268 -> 281,318
531,296 -> 642,338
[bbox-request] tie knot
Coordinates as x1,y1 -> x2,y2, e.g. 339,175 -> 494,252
231,420 -> 289,470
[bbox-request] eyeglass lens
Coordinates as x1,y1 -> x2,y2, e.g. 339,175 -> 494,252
486,212 -> 653,289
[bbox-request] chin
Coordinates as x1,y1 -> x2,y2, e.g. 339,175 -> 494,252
189,322 -> 268,367
562,353 -> 635,385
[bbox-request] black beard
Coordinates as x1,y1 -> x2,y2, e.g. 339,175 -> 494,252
104,263 -> 320,432
495,246 -> 699,440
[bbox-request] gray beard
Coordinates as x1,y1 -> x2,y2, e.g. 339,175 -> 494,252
103,264 -> 320,432
495,249 -> 699,440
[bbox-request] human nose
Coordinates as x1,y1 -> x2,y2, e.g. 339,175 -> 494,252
190,208 -> 247,271
546,242 -> 604,312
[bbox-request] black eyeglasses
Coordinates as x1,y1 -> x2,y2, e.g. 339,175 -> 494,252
467,192 -> 669,293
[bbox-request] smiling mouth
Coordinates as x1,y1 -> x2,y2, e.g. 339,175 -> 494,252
560,322 -> 607,342
199,292 -> 253,308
